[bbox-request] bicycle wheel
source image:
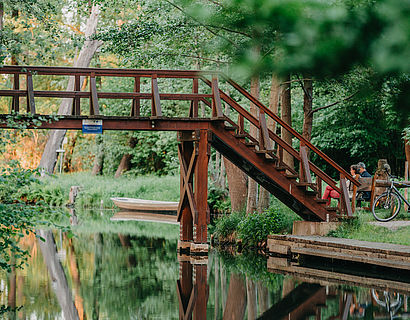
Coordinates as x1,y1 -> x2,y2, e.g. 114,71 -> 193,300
372,191 -> 401,222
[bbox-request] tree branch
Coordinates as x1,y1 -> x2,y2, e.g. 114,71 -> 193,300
309,92 -> 358,116
163,0 -> 239,48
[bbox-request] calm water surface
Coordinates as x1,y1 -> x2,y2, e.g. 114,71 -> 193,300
0,210 -> 409,319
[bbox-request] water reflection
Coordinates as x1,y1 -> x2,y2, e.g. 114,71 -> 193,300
0,217 -> 409,319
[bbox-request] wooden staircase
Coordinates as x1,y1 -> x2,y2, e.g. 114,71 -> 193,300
0,66 -> 360,223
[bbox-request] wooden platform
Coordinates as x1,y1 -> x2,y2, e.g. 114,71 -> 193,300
267,235 -> 410,270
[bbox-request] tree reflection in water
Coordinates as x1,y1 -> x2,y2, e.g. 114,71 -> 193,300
0,222 -> 408,319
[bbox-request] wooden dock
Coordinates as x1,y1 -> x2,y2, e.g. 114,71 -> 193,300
267,235 -> 410,270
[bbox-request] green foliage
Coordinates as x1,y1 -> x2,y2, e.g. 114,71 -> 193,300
208,184 -> 231,215
0,161 -> 68,272
237,208 -> 288,247
213,212 -> 243,239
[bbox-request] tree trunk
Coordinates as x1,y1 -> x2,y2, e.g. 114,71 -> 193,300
247,75 -> 260,214
114,136 -> 138,178
223,274 -> 247,320
302,78 -> 313,142
224,158 -> 248,212
63,131 -> 78,172
281,75 -> 294,170
0,2 -> 4,30
405,138 -> 410,166
38,5 -> 103,174
91,134 -> 104,175
257,282 -> 270,315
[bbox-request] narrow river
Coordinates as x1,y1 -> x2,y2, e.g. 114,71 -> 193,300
0,209 -> 408,319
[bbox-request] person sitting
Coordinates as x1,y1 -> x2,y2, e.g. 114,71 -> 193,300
347,164 -> 360,199
322,164 -> 358,205
356,162 -> 372,201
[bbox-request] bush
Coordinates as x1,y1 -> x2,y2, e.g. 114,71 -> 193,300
213,212 -> 243,240
208,184 -> 231,215
237,209 -> 286,247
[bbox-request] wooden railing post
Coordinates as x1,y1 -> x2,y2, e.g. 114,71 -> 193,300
300,146 -> 312,184
259,110 -> 272,151
89,73 -> 100,115
189,78 -> 199,118
26,72 -> 36,114
131,76 -> 140,117
211,76 -> 223,118
340,173 -> 353,217
151,74 -> 162,117
72,75 -> 81,116
12,73 -> 19,113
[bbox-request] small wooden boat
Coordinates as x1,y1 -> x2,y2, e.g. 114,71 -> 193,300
110,197 -> 179,212
110,211 -> 178,225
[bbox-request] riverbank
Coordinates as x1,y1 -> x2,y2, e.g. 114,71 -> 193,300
22,172 -> 180,208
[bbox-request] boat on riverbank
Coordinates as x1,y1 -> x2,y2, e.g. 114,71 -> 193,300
110,197 -> 179,212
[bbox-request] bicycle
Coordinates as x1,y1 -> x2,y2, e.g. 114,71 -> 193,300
372,167 -> 410,222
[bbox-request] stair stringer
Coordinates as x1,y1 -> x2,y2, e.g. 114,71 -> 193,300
210,126 -> 335,221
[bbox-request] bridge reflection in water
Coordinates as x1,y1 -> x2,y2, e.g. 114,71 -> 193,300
1,226 -> 409,319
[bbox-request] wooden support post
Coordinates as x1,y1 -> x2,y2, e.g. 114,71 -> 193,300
300,146 -> 312,184
177,133 -> 195,247
189,78 -> 199,118
131,76 -> 140,117
26,73 -> 36,114
405,161 -> 409,212
72,75 -> 81,116
211,76 -> 223,118
340,174 -> 353,217
193,263 -> 208,319
12,73 -> 19,113
194,129 -> 210,245
259,111 -> 272,151
177,130 -> 209,253
89,74 -> 100,115
151,74 -> 162,117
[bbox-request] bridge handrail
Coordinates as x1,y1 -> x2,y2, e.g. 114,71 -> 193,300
0,65 -> 358,192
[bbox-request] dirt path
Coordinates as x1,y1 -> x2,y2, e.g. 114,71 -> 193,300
368,220 -> 410,231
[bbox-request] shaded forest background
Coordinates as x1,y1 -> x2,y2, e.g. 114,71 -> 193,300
0,0 -> 409,177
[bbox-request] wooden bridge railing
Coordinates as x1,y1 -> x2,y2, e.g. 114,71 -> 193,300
0,65 -> 360,216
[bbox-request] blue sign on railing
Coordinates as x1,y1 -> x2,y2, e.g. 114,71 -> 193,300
82,119 -> 103,134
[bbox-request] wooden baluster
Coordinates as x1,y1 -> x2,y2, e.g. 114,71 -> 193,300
299,146 -> 312,184
189,78 -> 199,118
131,76 -> 140,117
340,173 -> 353,217
12,73 -> 19,113
89,73 -> 100,115
72,75 -> 81,115
259,110 -> 272,151
211,76 -> 223,118
277,145 -> 283,166
151,74 -> 162,117
26,73 -> 36,114
238,114 -> 244,134
316,177 -> 322,200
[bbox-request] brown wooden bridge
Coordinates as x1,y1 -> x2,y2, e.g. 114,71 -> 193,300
0,65 -> 359,252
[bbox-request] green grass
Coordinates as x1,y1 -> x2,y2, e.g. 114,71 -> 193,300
30,172 -> 180,209
328,209 -> 410,246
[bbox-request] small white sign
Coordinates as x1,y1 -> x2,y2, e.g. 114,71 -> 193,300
82,119 -> 103,134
